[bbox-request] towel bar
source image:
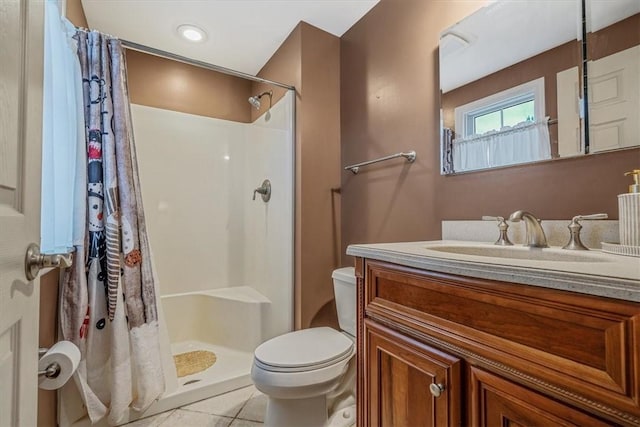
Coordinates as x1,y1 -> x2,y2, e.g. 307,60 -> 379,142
345,151 -> 416,174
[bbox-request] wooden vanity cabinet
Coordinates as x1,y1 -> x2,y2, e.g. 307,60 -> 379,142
354,258 -> 640,427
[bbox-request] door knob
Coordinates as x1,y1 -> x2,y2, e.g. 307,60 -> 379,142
25,243 -> 73,281
429,382 -> 445,398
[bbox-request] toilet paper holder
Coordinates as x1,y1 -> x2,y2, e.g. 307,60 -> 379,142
38,363 -> 61,379
37,341 -> 81,390
38,347 -> 61,379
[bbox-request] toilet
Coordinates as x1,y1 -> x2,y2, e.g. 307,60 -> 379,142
251,267 -> 357,427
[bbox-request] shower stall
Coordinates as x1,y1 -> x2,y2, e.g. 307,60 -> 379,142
132,89 -> 295,414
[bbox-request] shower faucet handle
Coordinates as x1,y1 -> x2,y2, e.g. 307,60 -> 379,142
253,179 -> 272,202
252,188 -> 264,200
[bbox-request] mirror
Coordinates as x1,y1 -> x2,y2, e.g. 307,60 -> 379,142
439,1 -> 581,174
586,0 -> 640,154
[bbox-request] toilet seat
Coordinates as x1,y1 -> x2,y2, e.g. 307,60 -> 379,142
254,327 -> 354,373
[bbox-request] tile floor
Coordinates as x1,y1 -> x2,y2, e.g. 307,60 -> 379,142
125,385 -> 267,427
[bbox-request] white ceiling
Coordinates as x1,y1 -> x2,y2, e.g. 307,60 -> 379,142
81,0 -> 379,76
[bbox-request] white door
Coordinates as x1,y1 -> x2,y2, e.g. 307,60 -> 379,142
0,0 -> 45,426
556,66 -> 583,158
588,45 -> 640,152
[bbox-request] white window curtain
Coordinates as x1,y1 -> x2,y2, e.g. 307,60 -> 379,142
453,118 -> 552,172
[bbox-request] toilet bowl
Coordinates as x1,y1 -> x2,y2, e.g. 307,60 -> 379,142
251,267 -> 356,427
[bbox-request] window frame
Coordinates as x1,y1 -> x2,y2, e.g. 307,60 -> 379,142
454,77 -> 546,138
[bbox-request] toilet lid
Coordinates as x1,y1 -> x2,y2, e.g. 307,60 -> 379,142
254,327 -> 354,372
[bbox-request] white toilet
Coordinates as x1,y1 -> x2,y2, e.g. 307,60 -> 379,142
251,267 -> 357,427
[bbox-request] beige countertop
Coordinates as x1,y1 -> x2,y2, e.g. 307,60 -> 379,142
346,240 -> 640,302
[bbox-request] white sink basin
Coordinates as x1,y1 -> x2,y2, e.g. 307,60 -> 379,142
425,244 -> 611,263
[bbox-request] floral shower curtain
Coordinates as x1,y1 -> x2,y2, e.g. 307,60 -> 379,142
60,30 -> 165,425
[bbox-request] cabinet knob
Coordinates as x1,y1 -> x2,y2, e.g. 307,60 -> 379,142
429,382 -> 445,398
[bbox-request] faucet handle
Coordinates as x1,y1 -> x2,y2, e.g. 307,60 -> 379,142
571,213 -> 608,222
252,179 -> 271,202
563,213 -> 608,250
482,216 -> 513,246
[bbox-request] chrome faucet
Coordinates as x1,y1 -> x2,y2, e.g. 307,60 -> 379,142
508,210 -> 548,248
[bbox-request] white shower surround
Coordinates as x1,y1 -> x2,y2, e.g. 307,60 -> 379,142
132,92 -> 294,342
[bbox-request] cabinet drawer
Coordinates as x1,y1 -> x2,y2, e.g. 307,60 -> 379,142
364,260 -> 640,423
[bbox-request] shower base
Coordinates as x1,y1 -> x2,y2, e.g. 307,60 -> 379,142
138,286 -> 269,422
140,340 -> 254,418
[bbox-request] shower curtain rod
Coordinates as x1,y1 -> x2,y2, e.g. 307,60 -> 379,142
121,39 -> 295,90
74,27 -> 295,90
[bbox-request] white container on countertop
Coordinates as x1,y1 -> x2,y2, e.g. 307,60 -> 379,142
618,169 -> 640,247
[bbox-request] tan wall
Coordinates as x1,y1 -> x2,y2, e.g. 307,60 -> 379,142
588,14 -> 640,60
298,24 -> 342,329
254,23 -> 341,329
126,51 -> 252,122
65,0 -> 88,28
340,0 -> 640,266
38,270 -> 59,427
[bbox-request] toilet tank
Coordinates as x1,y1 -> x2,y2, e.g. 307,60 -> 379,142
332,267 -> 356,337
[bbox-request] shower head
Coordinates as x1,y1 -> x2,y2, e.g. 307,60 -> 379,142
248,90 -> 273,110
248,95 -> 262,109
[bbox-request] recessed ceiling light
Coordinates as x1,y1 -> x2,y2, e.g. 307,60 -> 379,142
177,24 -> 207,42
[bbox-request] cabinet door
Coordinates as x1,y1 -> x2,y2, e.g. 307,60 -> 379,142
469,367 -> 612,427
364,320 -> 461,427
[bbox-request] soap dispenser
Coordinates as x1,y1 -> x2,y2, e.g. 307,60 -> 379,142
619,169 -> 640,247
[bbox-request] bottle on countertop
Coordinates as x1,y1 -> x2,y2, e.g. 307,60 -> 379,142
619,169 -> 640,247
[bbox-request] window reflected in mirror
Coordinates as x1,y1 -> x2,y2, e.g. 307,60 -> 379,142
474,100 -> 535,135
